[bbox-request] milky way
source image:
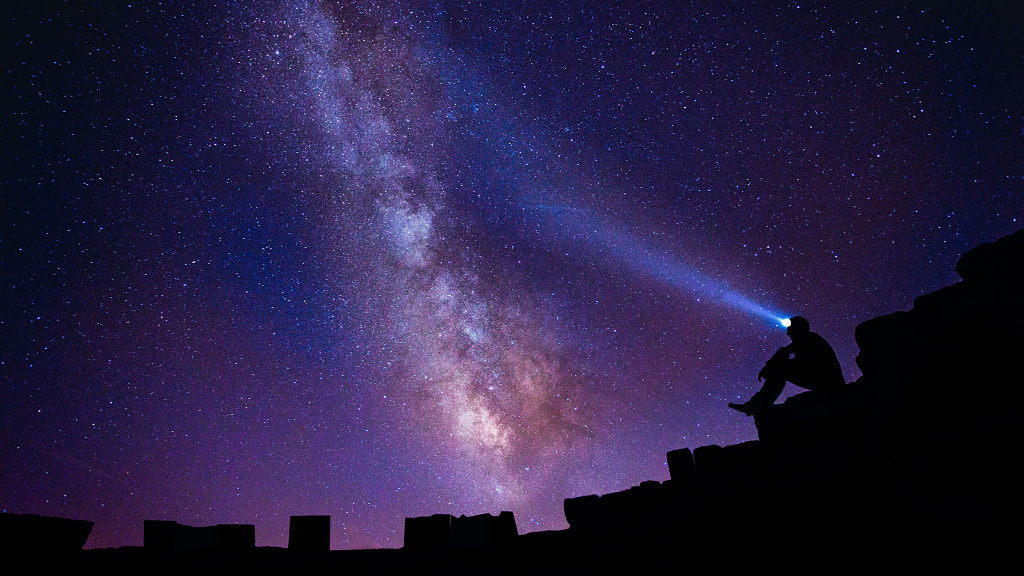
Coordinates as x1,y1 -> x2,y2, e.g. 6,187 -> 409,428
2,0 -> 1021,549
278,0 -> 598,518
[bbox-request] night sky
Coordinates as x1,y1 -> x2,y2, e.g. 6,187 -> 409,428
2,1 -> 1021,550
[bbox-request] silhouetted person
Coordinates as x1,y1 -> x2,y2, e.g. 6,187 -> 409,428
729,316 -> 844,415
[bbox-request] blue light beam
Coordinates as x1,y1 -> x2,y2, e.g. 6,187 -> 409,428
525,205 -> 790,328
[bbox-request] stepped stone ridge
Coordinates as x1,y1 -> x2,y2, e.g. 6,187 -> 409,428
558,228 -> 1022,560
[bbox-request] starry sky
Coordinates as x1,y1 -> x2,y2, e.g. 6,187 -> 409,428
2,0 -> 1021,550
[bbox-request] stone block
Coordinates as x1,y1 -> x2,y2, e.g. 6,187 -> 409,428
288,515 -> 330,552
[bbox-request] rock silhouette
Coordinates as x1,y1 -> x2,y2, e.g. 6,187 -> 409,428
557,228 -> 1022,566
287,515 -> 330,552
556,228 -> 1021,567
143,520 -> 256,553
0,513 -> 93,554
15,229 -> 1022,572
405,511 -> 518,550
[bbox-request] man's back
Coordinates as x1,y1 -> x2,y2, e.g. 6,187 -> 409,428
790,331 -> 845,389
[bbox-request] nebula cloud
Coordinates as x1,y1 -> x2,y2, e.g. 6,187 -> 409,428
283,0 -> 596,521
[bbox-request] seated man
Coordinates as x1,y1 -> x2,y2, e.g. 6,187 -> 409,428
729,316 -> 845,416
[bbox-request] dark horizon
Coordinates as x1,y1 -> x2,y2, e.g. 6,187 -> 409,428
2,1 -> 1021,550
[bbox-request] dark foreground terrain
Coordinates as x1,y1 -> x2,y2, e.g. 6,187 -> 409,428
5,229 -> 1021,573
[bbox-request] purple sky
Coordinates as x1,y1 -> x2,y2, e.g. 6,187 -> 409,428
2,1 -> 1021,549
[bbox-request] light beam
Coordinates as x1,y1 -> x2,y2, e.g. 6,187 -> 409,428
526,205 -> 789,328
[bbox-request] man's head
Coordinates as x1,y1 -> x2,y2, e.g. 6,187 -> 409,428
786,316 -> 810,340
